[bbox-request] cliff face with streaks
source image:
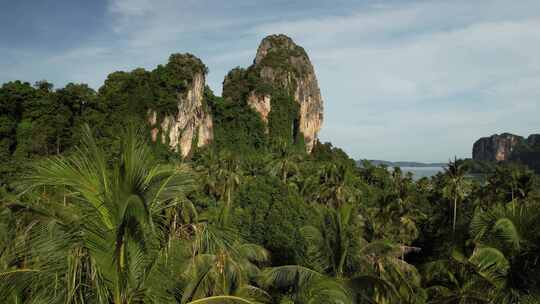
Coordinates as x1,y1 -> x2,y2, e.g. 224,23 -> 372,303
147,55 -> 213,157
472,133 -> 540,173
146,35 -> 326,155
473,133 -> 523,161
223,34 -> 323,152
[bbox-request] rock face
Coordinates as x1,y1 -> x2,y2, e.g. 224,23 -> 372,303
247,92 -> 272,125
148,65 -> 213,157
472,132 -> 540,173
224,34 -> 323,152
472,133 -> 524,161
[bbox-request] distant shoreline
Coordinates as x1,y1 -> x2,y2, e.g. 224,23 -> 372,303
357,159 -> 446,168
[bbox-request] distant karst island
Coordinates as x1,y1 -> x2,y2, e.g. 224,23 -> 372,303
473,133 -> 540,173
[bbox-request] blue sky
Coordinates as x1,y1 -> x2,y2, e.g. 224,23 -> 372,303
1,0 -> 539,162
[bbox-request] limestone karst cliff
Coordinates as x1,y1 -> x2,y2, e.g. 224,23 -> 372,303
147,54 -> 213,157
472,133 -> 523,161
101,35 -> 325,156
472,133 -> 540,173
222,34 -> 323,152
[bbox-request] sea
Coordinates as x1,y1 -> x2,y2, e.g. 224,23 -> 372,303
396,166 -> 445,180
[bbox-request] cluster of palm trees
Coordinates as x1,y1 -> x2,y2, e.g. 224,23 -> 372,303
422,199 -> 540,303
1,127 -> 539,303
0,127 -> 403,304
0,127 -> 268,303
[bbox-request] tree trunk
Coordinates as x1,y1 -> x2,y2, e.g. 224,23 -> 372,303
453,194 -> 458,233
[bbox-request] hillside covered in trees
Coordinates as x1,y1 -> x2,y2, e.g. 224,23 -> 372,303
0,35 -> 539,304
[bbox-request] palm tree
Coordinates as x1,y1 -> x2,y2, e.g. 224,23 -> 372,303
172,224 -> 271,303
267,144 -> 302,184
195,149 -> 221,200
214,151 -> 243,225
363,174 -> 426,248
300,204 -> 356,279
260,265 -> 352,304
485,164 -> 535,204
316,163 -> 359,208
469,201 -> 540,302
242,152 -> 272,179
262,204 -> 424,303
442,158 -> 470,234
422,254 -> 492,304
258,205 -> 355,304
423,200 -> 540,304
196,149 -> 243,225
